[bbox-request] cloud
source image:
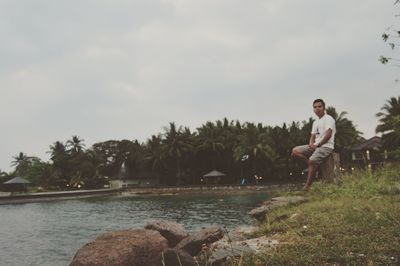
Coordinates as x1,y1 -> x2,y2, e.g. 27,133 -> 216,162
0,0 -> 398,171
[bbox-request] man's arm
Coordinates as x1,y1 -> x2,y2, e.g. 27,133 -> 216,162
309,134 -> 316,146
310,129 -> 332,150
317,129 -> 332,147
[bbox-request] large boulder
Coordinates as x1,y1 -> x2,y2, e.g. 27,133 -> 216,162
175,225 -> 224,256
145,220 -> 189,247
70,229 -> 168,266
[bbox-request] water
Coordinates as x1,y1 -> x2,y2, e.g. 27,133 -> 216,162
0,193 -> 270,266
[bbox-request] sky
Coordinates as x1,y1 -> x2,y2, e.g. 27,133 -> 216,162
0,0 -> 399,172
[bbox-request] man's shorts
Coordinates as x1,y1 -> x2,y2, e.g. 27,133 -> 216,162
294,145 -> 334,165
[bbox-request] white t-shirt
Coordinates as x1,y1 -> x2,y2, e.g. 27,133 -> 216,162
311,114 -> 336,149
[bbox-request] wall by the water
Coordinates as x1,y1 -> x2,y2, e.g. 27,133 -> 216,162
123,183 -> 300,195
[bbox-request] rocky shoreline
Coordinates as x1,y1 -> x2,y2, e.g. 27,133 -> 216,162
70,195 -> 306,266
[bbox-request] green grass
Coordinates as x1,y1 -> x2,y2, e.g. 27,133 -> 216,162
235,165 -> 400,265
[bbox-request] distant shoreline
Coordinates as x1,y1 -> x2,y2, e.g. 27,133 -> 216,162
0,188 -> 122,204
0,183 -> 301,205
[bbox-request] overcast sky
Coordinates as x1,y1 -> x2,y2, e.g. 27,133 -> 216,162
0,0 -> 399,172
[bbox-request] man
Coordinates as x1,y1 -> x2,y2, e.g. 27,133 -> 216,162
292,99 -> 336,191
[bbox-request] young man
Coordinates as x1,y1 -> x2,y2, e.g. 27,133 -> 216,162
292,99 -> 336,191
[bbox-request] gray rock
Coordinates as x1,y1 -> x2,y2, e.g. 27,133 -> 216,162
70,229 -> 168,266
208,241 -> 253,266
145,220 -> 189,247
249,201 -> 287,222
271,196 -> 307,203
250,196 -> 307,222
208,235 -> 279,265
175,225 -> 224,256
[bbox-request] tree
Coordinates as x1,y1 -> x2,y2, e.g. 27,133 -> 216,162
326,106 -> 363,166
196,121 -> 225,169
380,1 -> 400,77
233,123 -> 277,178
66,135 -> 85,154
145,135 -> 165,172
11,152 -> 34,176
376,96 -> 400,149
162,122 -> 194,185
48,141 -> 71,187
92,140 -> 121,178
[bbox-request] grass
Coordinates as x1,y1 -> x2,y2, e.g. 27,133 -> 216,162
233,165 -> 400,265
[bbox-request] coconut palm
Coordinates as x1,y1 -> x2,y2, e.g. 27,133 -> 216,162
11,152 -> 32,176
376,96 -> 400,148
145,135 -> 165,172
49,141 -> 67,162
233,123 -> 277,177
196,121 -> 225,169
326,106 -> 363,152
162,122 -> 194,185
66,135 -> 85,154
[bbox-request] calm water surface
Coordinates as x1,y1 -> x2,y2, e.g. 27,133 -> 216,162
0,193 -> 270,266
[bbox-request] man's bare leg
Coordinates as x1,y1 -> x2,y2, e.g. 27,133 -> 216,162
303,160 -> 317,191
291,148 -> 309,164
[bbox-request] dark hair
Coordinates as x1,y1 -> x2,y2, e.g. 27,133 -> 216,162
313,99 -> 325,108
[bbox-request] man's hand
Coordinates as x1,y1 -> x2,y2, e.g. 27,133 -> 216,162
308,144 -> 318,151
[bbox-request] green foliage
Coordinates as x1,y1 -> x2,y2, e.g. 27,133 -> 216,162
380,2 -> 400,68
376,96 -> 400,150
5,106 -> 364,189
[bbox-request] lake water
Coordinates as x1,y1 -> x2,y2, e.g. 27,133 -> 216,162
0,192 -> 270,266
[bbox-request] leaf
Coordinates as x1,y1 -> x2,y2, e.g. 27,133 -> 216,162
382,33 -> 389,42
379,56 -> 390,64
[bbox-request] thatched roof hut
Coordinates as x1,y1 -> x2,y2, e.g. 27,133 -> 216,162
3,176 -> 30,192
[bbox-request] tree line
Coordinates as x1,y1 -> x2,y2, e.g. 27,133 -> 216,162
1,97 -> 400,190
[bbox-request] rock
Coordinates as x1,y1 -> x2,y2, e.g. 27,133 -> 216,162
249,201 -> 287,222
70,229 -> 168,266
161,248 -> 198,266
271,196 -> 307,203
250,196 -> 307,222
241,236 -> 279,253
208,240 -> 253,265
227,226 -> 258,241
208,235 -> 279,265
145,220 -> 189,247
175,225 -> 224,256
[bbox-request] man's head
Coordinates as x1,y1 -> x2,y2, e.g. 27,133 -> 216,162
313,99 -> 325,118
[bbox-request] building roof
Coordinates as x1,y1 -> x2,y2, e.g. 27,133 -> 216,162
351,136 -> 383,151
3,176 -> 31,184
203,170 -> 226,178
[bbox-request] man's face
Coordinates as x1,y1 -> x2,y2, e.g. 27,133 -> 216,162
313,102 -> 325,117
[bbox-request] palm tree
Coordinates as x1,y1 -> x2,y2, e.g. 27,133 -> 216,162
269,124 -> 292,177
376,96 -> 400,148
11,152 -> 32,176
145,135 -> 165,172
326,106 -> 363,152
162,122 -> 194,185
66,135 -> 86,154
117,139 -> 145,178
48,141 -> 71,186
233,123 -> 277,177
197,121 -> 225,169
325,106 -> 363,166
49,141 -> 67,162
